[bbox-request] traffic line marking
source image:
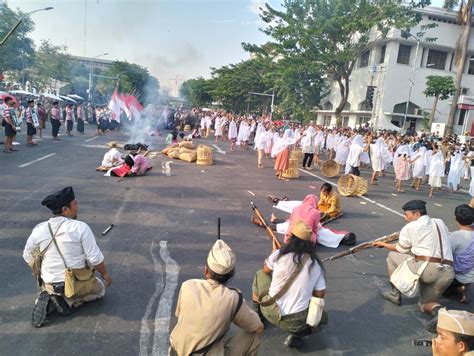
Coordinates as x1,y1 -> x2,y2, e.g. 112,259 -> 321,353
247,190 -> 256,196
212,144 -> 226,155
18,153 -> 56,168
299,168 -> 404,218
85,136 -> 99,142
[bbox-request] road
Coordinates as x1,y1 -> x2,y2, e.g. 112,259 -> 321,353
0,124 -> 472,356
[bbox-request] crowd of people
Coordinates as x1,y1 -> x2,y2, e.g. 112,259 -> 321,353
14,104 -> 474,355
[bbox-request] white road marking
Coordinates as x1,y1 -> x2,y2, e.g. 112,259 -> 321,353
152,241 -> 180,356
82,144 -> 108,149
85,136 -> 99,142
299,169 -> 404,218
18,153 -> 56,168
139,241 -> 164,356
212,144 -> 226,155
247,190 -> 256,196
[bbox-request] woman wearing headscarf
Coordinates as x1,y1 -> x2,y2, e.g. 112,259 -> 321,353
370,137 -> 385,185
394,140 -> 410,192
428,142 -> 446,198
334,134 -> 350,172
345,133 -> 370,176
254,122 -> 267,168
410,146 -> 427,190
227,117 -> 238,152
447,146 -> 465,192
300,125 -> 317,170
272,131 -> 295,180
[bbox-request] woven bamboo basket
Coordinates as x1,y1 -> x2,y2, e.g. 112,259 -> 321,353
337,174 -> 368,196
179,152 -> 197,162
290,149 -> 303,163
320,160 -> 339,178
196,145 -> 213,166
178,141 -> 193,149
282,158 -> 300,179
183,124 -> 191,132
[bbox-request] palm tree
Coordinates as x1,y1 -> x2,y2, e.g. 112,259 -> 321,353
445,0 -> 473,135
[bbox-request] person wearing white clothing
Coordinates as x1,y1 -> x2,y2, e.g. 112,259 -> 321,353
429,144 -> 446,198
23,187 -> 112,327
448,149 -> 465,192
228,118 -> 238,151
214,115 -> 223,142
252,220 -> 326,349
101,146 -> 123,168
410,146 -> 428,190
370,137 -> 385,185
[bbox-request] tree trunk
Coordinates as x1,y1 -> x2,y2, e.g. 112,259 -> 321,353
335,76 -> 350,127
446,0 -> 472,135
428,94 -> 439,129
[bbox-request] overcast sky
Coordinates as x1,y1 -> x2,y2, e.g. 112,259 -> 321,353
6,0 -> 445,91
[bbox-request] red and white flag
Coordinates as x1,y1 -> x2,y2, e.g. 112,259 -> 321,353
108,88 -> 121,122
125,95 -> 143,120
119,94 -> 132,120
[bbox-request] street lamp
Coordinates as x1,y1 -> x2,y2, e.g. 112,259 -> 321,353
88,52 -> 109,103
0,7 -> 54,46
248,91 -> 275,119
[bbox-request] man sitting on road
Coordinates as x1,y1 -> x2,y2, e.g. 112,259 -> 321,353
170,239 -> 263,355
23,187 -> 112,327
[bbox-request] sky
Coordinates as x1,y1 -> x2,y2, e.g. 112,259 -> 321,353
6,0 -> 446,91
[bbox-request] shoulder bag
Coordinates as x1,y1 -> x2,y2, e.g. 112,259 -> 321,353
29,221 -> 65,277
390,220 -> 443,298
48,223 -> 97,298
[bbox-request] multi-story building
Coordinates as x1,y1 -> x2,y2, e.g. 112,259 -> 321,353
315,6 -> 474,135
71,55 -> 114,71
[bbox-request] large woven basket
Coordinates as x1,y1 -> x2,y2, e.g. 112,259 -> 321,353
290,149 -> 303,162
282,158 -> 300,179
196,145 -> 213,166
320,160 -> 339,178
337,174 -> 368,196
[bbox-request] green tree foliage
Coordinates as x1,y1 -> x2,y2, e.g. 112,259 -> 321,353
424,75 -> 456,128
97,61 -> 160,104
247,0 -> 429,125
0,4 -> 35,74
28,40 -> 72,92
180,77 -> 214,107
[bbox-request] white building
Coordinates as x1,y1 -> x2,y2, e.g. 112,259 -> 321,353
316,6 -> 474,134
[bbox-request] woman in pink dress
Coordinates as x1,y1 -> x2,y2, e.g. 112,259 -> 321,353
394,143 -> 410,192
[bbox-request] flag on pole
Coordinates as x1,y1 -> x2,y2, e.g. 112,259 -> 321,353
119,93 -> 132,120
125,95 -> 143,120
108,87 -> 121,122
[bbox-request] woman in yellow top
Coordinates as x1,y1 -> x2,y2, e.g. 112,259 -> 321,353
318,183 -> 342,224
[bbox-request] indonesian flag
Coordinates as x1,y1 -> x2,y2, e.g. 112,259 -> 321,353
108,88 -> 121,122
119,93 -> 132,119
125,95 -> 143,120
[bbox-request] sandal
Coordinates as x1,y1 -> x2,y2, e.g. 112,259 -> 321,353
3,149 -> 12,153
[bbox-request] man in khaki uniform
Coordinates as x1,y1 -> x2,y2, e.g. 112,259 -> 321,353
169,240 -> 263,355
431,308 -> 474,356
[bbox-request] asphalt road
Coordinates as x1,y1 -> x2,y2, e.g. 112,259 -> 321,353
0,123 -> 472,356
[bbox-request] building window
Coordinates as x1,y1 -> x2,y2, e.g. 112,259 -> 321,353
468,57 -> 474,75
462,88 -> 469,95
379,46 -> 386,64
323,116 -> 331,126
342,116 -> 349,127
458,109 -> 467,126
397,44 -> 412,65
427,49 -> 447,70
360,50 -> 370,68
357,116 -> 370,126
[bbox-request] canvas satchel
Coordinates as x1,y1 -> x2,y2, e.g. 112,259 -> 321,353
390,220 -> 443,298
306,296 -> 325,327
48,223 -> 97,298
29,221 -> 65,277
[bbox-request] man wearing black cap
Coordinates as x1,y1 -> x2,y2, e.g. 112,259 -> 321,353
50,101 -> 61,142
25,99 -> 38,147
373,200 -> 454,317
23,187 -> 112,327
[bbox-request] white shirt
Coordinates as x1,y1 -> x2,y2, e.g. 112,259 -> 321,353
101,147 -> 123,167
23,216 -> 104,283
396,215 -> 453,260
266,250 -> 326,316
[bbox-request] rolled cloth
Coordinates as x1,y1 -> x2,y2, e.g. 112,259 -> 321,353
285,194 -> 320,244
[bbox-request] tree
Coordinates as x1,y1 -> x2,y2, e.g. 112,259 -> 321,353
28,40 -> 72,92
423,75 -> 456,128
247,0 -> 430,125
0,4 -> 35,89
444,0 -> 472,135
180,77 -> 214,107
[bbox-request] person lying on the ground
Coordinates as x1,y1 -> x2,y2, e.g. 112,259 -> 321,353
105,155 -> 135,178
444,204 -> 474,304
101,144 -> 123,168
130,152 -> 152,176
318,183 -> 343,224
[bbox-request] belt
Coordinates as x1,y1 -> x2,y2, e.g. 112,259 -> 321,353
415,255 -> 453,266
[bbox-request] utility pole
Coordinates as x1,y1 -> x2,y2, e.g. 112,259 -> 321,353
169,76 -> 183,97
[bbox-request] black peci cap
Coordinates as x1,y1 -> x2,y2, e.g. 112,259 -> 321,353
41,187 -> 75,212
402,200 -> 427,212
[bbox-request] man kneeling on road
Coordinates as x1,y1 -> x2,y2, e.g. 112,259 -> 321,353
23,187 -> 112,327
170,239 -> 263,355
